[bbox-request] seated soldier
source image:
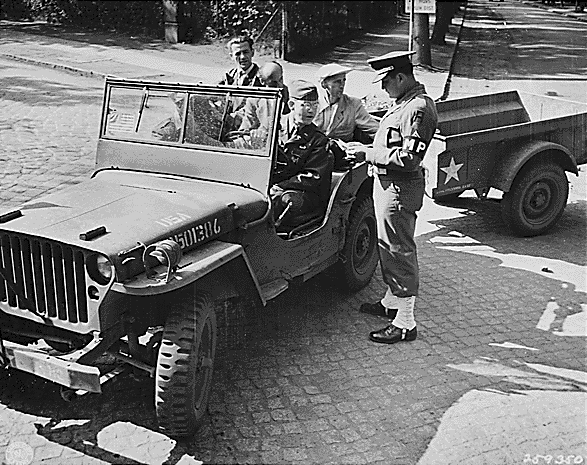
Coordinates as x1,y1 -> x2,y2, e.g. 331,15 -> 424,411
271,80 -> 333,226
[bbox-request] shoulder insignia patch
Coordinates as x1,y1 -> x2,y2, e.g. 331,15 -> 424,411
413,110 -> 424,125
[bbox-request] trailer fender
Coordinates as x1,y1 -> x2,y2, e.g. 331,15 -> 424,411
490,140 -> 577,193
112,240 -> 264,305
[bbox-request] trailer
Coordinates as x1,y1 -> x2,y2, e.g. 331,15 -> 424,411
423,90 -> 587,236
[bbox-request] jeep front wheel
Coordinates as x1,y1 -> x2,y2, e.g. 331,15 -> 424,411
339,196 -> 379,291
155,291 -> 217,437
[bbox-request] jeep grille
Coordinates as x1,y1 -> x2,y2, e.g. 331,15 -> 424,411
0,233 -> 89,323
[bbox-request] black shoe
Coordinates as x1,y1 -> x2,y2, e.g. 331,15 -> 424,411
369,325 -> 417,344
359,302 -> 397,319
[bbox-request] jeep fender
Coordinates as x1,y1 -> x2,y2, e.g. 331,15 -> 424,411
490,140 -> 577,193
111,240 -> 264,305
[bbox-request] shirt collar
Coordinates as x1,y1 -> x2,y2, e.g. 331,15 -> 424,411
395,82 -> 426,105
319,91 -> 341,111
239,64 -> 255,77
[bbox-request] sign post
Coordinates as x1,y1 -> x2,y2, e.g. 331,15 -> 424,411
405,0 -> 436,51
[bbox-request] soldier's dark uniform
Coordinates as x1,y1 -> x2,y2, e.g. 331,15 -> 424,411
270,82 -> 333,225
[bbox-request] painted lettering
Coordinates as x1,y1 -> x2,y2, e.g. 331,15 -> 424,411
184,229 -> 194,247
196,224 -> 204,241
167,218 -> 222,250
204,221 -> 213,237
156,212 -> 192,227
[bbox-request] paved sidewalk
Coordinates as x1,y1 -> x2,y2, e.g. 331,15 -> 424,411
0,6 -> 465,102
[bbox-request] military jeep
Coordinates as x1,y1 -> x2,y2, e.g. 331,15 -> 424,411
0,77 -> 378,437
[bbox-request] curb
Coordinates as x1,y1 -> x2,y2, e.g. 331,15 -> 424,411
0,52 -> 111,80
521,0 -> 587,21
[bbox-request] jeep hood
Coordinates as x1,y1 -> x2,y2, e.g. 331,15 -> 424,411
0,170 -> 268,258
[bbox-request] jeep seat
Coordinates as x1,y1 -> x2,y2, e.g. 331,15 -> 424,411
277,209 -> 324,231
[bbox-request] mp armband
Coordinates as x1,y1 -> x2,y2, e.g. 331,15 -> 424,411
402,136 -> 428,156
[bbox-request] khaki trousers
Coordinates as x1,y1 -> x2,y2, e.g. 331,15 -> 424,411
372,174 -> 425,298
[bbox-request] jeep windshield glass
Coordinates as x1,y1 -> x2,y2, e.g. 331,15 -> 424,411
103,85 -> 278,156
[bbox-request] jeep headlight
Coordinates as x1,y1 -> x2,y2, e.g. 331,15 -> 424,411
87,254 -> 114,285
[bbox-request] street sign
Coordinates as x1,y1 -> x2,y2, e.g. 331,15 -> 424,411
405,0 -> 436,14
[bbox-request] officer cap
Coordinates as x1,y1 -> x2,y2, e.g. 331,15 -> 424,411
317,63 -> 352,82
367,51 -> 415,83
289,79 -> 318,101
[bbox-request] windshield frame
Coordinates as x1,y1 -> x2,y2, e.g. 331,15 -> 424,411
99,77 -> 283,158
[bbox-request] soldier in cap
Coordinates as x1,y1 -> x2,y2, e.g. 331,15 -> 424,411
271,80 -> 333,225
314,64 -> 379,144
346,51 -> 438,344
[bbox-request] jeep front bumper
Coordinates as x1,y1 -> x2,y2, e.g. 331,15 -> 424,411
1,337 -> 102,393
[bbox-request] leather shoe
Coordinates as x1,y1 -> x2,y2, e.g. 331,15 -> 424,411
369,325 -> 417,344
359,301 -> 397,319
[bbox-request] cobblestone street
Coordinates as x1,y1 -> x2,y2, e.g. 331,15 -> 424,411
0,59 -> 100,209
1,1 -> 586,463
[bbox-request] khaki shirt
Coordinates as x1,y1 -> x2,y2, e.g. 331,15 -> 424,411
365,83 -> 438,179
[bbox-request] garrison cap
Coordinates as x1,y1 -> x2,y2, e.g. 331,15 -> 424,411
317,63 -> 352,82
289,79 -> 319,101
368,51 -> 415,83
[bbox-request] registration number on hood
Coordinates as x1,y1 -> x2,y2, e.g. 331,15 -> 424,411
168,218 -> 222,250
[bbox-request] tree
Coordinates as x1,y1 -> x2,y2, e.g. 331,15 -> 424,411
431,1 -> 460,45
163,0 -> 178,43
413,13 -> 432,66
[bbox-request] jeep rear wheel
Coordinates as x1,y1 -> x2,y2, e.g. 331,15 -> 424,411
155,291 -> 217,437
338,196 -> 378,291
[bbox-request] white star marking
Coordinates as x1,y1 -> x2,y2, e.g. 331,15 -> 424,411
440,157 -> 464,184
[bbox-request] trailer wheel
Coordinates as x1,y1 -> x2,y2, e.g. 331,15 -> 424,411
501,161 -> 568,236
338,196 -> 378,291
155,291 -> 217,437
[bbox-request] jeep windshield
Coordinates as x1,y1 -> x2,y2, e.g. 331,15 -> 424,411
100,79 -> 282,157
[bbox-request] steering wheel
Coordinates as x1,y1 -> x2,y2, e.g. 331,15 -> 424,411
225,130 -> 251,141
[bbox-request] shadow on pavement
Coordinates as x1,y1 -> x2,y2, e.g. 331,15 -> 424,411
0,75 -> 102,106
0,20 -> 177,52
422,197 -> 587,266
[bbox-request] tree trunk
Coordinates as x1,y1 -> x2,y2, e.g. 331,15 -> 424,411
413,13 -> 432,66
163,0 -> 178,44
431,1 -> 455,45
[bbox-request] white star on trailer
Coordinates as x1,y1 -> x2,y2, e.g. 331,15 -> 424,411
440,157 -> 464,184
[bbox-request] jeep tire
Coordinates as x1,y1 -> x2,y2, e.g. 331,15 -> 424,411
339,196 -> 378,291
155,291 -> 217,437
501,160 -> 568,237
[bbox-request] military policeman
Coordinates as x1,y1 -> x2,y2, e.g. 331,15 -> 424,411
271,80 -> 333,225
346,51 -> 438,344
